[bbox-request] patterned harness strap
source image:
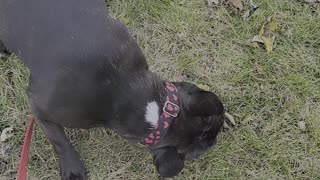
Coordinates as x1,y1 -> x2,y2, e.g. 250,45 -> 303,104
142,82 -> 180,147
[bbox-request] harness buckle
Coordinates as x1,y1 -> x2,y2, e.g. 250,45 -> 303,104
163,101 -> 180,117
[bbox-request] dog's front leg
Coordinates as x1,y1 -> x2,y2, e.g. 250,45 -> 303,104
35,117 -> 88,180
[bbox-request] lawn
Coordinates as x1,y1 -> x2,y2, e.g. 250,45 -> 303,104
1,0 -> 319,179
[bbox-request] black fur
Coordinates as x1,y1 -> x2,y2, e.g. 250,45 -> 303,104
0,40 -> 10,57
0,0 -> 225,179
153,147 -> 185,178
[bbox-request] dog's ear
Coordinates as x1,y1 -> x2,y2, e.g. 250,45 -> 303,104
183,87 -> 224,117
153,147 -> 185,178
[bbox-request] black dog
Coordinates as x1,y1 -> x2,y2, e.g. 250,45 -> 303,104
0,0 -> 225,179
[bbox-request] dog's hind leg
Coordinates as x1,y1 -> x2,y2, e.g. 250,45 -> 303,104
35,117 -> 88,180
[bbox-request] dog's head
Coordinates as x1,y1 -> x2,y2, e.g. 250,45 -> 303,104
152,82 -> 224,178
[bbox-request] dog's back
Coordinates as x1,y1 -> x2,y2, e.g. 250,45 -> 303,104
1,0 -> 151,128
0,0 -> 147,72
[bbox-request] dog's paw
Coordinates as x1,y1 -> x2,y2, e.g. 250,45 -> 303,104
61,166 -> 88,180
60,158 -> 88,180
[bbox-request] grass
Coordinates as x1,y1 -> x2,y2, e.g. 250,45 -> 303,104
1,0 -> 320,179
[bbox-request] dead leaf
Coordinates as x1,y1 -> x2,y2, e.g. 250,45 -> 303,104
225,112 -> 236,126
0,127 -> 14,142
259,16 -> 280,53
223,121 -> 231,129
252,35 -> 264,43
208,0 -> 220,18
304,0 -> 320,3
243,10 -> 251,18
246,35 -> 263,48
242,0 -> 259,19
228,0 -> 244,11
248,0 -> 257,6
208,0 -> 219,5
298,121 -> 306,131
0,143 -> 12,158
196,84 -> 210,91
246,41 -> 260,48
176,74 -> 188,81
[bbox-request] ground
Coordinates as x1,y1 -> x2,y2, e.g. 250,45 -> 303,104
0,0 -> 319,179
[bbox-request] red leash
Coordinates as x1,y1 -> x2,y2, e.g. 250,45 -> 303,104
17,116 -> 35,180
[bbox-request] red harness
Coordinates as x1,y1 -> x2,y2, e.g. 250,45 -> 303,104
142,82 -> 180,147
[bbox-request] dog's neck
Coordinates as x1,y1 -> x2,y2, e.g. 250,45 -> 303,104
139,72 -> 166,128
110,71 -> 167,141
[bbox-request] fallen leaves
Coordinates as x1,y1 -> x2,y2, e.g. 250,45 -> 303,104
228,0 -> 259,19
0,127 -> 14,142
247,16 -> 281,53
225,112 -> 236,126
304,0 -> 320,3
206,0 -> 284,53
259,16 -> 281,52
246,35 -> 263,48
242,0 -> 259,19
228,0 -> 244,11
197,83 -> 210,91
223,112 -> 236,130
297,121 -> 306,131
208,0 -> 219,5
0,143 -> 12,158
208,0 -> 258,19
0,127 -> 14,174
208,0 -> 220,18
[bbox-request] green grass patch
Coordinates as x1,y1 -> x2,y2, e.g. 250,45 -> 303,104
1,0 -> 319,179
